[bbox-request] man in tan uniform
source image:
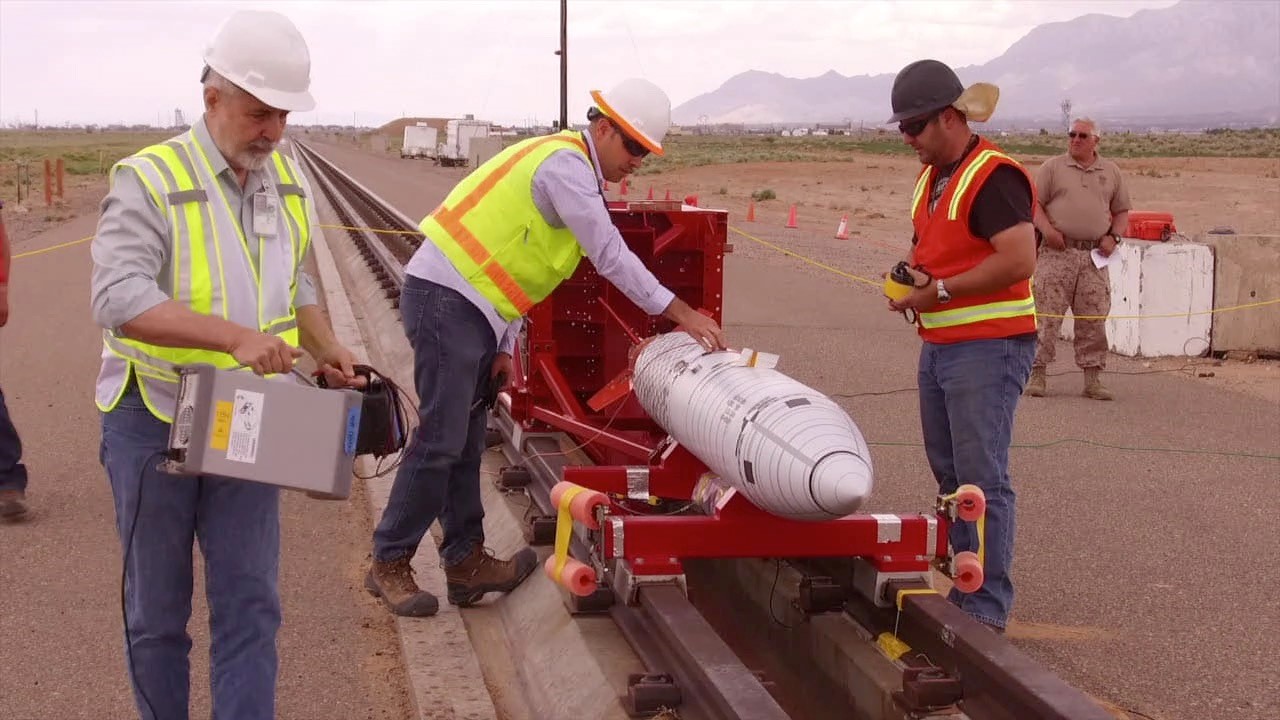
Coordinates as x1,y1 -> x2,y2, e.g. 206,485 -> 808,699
1027,117 -> 1131,400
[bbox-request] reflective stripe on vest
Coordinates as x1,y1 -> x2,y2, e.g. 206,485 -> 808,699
96,130 -> 309,422
918,294 -> 1037,329
910,149 -> 1014,222
422,131 -> 590,321
910,169 -> 931,219
946,149 -> 1011,220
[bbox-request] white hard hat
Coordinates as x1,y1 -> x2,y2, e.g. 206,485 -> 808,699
590,78 -> 671,156
203,10 -> 315,112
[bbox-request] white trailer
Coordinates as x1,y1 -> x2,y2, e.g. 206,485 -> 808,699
436,119 -> 490,168
401,124 -> 437,159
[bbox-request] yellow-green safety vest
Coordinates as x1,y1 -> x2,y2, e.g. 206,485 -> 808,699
421,130 -> 591,321
94,130 -> 310,423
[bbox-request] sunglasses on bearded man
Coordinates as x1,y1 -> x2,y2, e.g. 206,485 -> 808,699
609,119 -> 650,158
897,108 -> 945,138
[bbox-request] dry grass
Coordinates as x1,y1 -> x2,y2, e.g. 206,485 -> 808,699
634,128 -> 1280,175
5,125 -> 1276,183
0,129 -> 174,177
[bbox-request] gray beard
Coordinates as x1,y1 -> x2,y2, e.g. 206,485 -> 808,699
236,149 -> 273,172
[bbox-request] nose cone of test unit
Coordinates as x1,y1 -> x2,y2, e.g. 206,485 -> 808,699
809,451 -> 874,519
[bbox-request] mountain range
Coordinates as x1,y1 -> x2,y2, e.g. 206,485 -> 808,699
672,1 -> 1280,127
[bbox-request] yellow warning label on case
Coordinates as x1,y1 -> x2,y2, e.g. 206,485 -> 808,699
210,401 -> 233,450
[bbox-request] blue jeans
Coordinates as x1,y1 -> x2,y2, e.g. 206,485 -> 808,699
101,384 -> 281,720
917,334 -> 1035,629
373,276 -> 496,566
0,386 -> 27,493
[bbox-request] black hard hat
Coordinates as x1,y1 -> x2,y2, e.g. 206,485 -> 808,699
887,59 -> 964,123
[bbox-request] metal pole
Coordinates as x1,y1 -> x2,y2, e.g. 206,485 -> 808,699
558,0 -> 568,131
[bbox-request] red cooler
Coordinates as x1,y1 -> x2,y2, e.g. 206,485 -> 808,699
1127,211 -> 1177,241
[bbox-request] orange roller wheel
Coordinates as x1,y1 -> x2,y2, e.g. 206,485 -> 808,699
954,484 -> 987,522
952,551 -> 984,593
543,555 -> 597,597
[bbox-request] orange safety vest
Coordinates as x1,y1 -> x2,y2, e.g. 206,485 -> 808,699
911,136 -> 1037,343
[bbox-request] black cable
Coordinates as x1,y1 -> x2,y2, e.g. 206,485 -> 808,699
351,365 -> 417,480
767,559 -> 797,630
122,450 -> 165,720
313,363 -> 419,479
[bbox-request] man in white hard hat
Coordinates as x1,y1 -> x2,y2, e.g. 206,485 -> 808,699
365,78 -> 727,617
89,10 -> 361,719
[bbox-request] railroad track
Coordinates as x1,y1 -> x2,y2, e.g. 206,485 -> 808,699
290,138 -> 1115,720
294,140 -> 416,306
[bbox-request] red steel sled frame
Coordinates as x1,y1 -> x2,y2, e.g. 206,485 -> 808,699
502,201 -> 982,602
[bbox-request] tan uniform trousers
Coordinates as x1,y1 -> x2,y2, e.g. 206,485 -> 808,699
1032,246 -> 1111,370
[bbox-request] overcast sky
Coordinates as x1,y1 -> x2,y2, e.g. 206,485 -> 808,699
1,0 -> 1181,128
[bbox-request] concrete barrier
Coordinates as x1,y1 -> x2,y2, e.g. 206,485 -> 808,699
1196,233 -> 1280,356
1058,238 -> 1214,357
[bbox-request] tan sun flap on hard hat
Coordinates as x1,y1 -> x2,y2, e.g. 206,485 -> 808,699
952,83 -> 1000,122
590,90 -> 664,156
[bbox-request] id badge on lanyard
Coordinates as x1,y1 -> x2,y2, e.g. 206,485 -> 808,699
253,190 -> 279,238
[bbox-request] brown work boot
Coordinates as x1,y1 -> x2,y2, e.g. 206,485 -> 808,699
365,556 -> 440,617
1083,368 -> 1113,401
0,489 -> 29,522
445,545 -> 538,607
1024,367 -> 1047,397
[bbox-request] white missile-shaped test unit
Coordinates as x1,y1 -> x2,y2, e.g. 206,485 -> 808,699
629,332 -> 874,521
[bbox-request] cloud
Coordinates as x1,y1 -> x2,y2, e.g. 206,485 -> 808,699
0,0 -> 1179,127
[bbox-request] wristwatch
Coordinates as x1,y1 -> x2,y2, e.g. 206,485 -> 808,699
936,279 -> 952,304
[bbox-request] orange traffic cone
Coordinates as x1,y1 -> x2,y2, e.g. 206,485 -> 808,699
664,188 -> 672,201
746,199 -> 756,222
685,194 -> 699,207
835,214 -> 850,239
786,204 -> 798,228
646,185 -> 654,200
621,178 -> 629,196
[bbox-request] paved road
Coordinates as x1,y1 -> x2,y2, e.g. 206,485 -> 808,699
305,135 -> 1280,720
0,210 -> 412,718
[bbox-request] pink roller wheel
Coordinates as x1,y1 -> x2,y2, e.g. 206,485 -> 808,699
952,551 -> 984,593
543,555 -> 597,597
568,490 -> 608,530
954,484 -> 987,522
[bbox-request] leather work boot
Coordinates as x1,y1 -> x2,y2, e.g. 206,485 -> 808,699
1024,367 -> 1047,397
1083,368 -> 1113,401
365,557 -> 440,617
0,489 -> 29,522
445,545 -> 538,607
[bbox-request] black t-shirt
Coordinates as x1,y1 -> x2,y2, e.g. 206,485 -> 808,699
968,165 -> 1033,240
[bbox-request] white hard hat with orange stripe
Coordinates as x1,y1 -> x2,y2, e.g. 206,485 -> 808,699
590,78 -> 672,157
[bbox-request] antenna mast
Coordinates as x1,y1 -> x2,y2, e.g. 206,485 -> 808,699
557,0 -> 568,130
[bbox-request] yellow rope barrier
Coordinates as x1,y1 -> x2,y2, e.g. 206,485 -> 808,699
13,223 -> 1277,323
727,224 -> 1280,321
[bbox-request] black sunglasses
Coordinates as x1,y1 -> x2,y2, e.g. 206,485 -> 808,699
898,108 -> 943,137
610,120 -> 650,158
1068,131 -> 1092,139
